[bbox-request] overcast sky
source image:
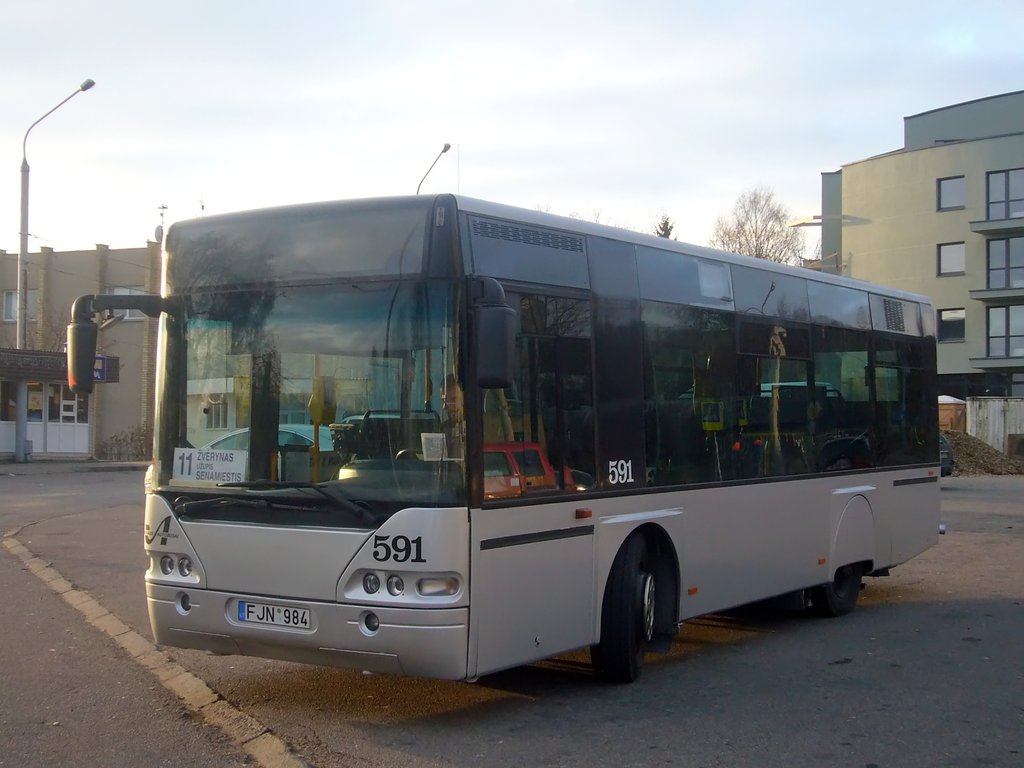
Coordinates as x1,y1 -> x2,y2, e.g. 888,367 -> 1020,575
2,0 -> 1022,257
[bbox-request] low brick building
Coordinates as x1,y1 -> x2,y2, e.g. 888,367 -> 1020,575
1,242 -> 159,458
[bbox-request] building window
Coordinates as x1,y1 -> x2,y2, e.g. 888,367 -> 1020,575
987,237 -> 1024,289
987,305 -> 1024,357
937,309 -> 965,342
106,286 -> 147,320
987,168 -> 1024,220
2,289 -> 39,322
1013,373 -> 1024,397
938,242 -> 966,275
205,398 -> 228,429
937,176 -> 966,210
0,380 -> 86,422
47,383 -> 89,423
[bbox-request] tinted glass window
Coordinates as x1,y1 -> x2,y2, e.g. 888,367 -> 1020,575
807,281 -> 871,330
732,265 -> 809,321
813,327 -> 872,471
484,293 -> 596,498
168,200 -> 432,290
636,246 -> 734,309
871,336 -> 937,467
641,302 -> 736,485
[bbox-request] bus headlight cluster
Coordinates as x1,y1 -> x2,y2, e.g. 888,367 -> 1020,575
360,571 -> 460,598
158,554 -> 194,578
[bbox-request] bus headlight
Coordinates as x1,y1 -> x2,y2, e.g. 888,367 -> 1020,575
362,573 -> 381,594
178,556 -> 193,577
417,576 -> 460,597
386,574 -> 405,596
159,555 -> 175,575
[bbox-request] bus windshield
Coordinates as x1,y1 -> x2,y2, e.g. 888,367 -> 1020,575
154,279 -> 465,521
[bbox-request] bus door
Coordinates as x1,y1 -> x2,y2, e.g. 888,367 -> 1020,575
470,292 -> 598,677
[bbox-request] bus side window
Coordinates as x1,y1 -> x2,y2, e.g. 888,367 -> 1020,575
502,293 -> 596,494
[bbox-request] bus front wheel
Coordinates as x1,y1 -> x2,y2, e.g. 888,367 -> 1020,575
592,533 -> 654,683
811,563 -> 863,617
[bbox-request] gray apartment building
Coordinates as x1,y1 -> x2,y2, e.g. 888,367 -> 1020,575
817,90 -> 1024,399
0,242 -> 160,458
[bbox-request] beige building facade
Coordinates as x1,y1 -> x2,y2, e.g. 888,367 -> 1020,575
819,90 -> 1024,399
1,242 -> 160,458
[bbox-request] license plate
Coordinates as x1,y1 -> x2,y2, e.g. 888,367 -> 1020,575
237,600 -> 311,629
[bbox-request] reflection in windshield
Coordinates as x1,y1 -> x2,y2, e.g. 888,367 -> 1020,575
160,280 -> 465,518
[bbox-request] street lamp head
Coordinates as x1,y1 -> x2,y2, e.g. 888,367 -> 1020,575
80,78 -> 96,92
416,142 -> 453,194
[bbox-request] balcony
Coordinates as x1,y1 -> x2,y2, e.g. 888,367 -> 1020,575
968,355 -> 1024,370
970,217 -> 1024,237
969,286 -> 1024,304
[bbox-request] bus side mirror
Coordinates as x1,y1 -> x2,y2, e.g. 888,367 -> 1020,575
67,318 -> 99,395
476,304 -> 517,389
471,277 -> 516,390
66,291 -> 177,395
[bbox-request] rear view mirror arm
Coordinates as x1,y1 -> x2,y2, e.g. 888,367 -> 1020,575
71,293 -> 179,322
67,293 -> 180,395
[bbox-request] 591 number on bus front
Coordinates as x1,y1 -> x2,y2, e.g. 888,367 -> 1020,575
373,535 -> 427,563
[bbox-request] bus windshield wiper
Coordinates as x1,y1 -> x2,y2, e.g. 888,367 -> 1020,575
178,495 -> 263,516
218,480 -> 374,520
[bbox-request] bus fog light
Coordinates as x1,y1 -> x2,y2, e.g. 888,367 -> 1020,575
386,575 -> 404,596
179,593 -> 191,613
417,576 -> 460,596
178,556 -> 193,577
362,573 -> 381,594
364,612 -> 380,632
159,555 -> 175,575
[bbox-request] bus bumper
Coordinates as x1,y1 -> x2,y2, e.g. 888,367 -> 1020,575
146,582 -> 469,680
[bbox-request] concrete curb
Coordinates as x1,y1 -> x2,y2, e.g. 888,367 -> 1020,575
1,461 -> 150,476
2,535 -> 309,768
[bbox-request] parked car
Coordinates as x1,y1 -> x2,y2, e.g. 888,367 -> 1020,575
939,433 -> 954,476
203,425 -> 333,451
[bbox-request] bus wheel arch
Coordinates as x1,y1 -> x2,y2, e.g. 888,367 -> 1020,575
592,525 -> 679,683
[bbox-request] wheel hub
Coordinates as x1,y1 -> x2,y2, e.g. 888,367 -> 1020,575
641,572 -> 655,641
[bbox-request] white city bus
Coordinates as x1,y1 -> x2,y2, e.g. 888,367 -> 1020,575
68,195 -> 941,683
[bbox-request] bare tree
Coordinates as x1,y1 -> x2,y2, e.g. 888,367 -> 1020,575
36,306 -> 71,352
710,186 -> 804,264
653,213 -> 675,239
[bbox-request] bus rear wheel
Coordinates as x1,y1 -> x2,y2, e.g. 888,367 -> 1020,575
811,563 -> 863,617
592,533 -> 654,683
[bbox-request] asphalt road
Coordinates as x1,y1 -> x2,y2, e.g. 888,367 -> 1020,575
0,471 -> 250,767
2,469 -> 1022,767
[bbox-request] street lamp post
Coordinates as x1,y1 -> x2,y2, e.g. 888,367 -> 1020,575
416,143 -> 451,195
14,78 -> 95,463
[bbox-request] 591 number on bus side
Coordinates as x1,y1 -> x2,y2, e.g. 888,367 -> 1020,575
607,459 -> 635,485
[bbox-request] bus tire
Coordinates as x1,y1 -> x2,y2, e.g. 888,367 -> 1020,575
811,563 -> 862,617
592,533 -> 655,683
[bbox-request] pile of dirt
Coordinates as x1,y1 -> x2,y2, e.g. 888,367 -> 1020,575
943,430 -> 1024,476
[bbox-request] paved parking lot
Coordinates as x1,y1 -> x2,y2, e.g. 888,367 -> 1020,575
2,469 -> 1022,767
